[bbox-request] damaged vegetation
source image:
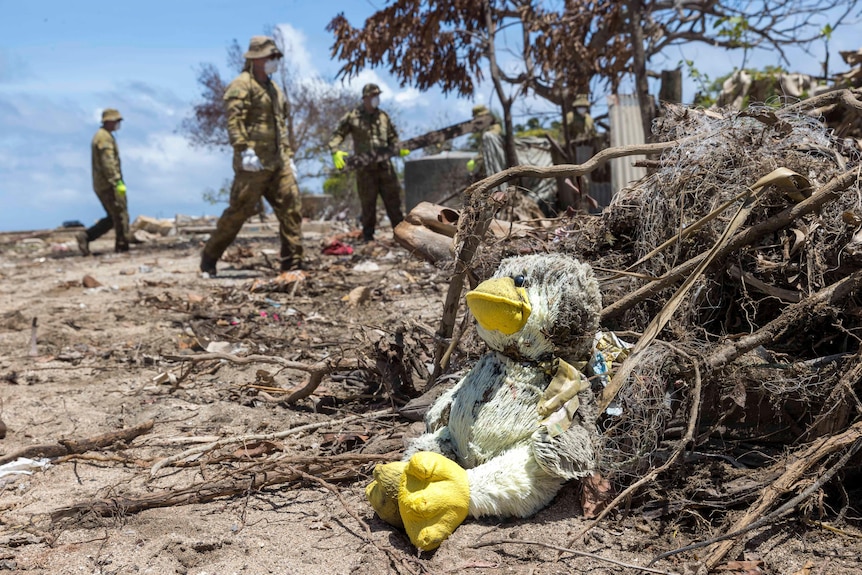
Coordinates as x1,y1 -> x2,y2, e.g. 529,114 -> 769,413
2,90 -> 862,575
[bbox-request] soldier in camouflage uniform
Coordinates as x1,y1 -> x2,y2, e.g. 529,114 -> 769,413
200,35 -> 303,276
565,94 -> 597,143
78,108 -> 130,255
329,83 -> 404,242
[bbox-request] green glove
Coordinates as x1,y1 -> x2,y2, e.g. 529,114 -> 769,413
399,148 -> 411,157
115,180 -> 127,197
466,159 -> 476,172
332,151 -> 348,170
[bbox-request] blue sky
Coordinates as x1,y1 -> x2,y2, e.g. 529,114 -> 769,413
1,1 -> 858,232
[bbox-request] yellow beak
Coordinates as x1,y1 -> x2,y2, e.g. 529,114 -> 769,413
465,277 -> 531,335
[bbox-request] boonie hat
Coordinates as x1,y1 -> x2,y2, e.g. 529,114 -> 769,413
244,36 -> 283,59
471,104 -> 490,117
101,108 -> 123,122
573,94 -> 590,107
362,83 -> 382,97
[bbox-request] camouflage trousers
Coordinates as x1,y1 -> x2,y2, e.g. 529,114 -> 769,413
356,161 -> 404,240
203,166 -> 303,269
87,185 -> 130,252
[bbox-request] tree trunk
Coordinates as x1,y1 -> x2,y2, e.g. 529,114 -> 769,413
501,100 -> 518,168
626,0 -> 654,142
659,69 -> 682,104
483,0 -> 518,169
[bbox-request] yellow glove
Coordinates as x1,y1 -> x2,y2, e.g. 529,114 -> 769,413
365,461 -> 407,528
398,148 -> 411,157
398,452 -> 470,551
466,159 -> 476,172
115,180 -> 127,197
332,150 -> 348,170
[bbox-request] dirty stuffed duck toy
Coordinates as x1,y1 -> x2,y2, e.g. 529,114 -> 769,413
366,253 -> 603,551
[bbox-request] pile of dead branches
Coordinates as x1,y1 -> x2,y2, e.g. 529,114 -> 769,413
436,88 -> 862,568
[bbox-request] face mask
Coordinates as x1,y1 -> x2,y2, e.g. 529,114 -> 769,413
113,122 -> 121,131
370,96 -> 380,109
575,106 -> 588,116
264,59 -> 279,75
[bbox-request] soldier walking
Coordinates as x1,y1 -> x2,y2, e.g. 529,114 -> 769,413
200,35 -> 303,276
328,83 -> 406,242
566,94 -> 597,143
78,108 -> 130,255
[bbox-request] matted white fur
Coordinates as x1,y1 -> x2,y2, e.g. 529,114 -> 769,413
404,253 -> 602,519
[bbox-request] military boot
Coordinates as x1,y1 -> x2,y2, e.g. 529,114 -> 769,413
75,231 -> 90,256
200,254 -> 218,277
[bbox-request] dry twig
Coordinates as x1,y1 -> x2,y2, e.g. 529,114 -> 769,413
0,420 -> 154,466
164,351 -> 354,403
150,409 -> 395,476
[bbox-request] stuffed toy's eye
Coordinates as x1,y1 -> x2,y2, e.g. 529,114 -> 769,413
513,275 -> 527,288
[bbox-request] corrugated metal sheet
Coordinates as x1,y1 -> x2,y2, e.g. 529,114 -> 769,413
607,94 -> 647,194
574,145 -> 612,211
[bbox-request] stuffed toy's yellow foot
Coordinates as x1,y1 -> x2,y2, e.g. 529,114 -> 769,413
366,461 -> 408,528
398,451 -> 470,551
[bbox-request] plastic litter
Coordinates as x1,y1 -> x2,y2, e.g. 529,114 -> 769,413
0,457 -> 51,485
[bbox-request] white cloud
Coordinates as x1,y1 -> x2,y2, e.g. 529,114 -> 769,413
275,23 -> 315,78
124,133 -> 221,170
392,86 -> 425,106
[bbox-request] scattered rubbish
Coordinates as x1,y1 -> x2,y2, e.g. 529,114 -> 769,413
19,238 -> 46,251
322,240 -> 354,256
205,341 -> 234,354
50,241 -> 78,253
249,270 -> 307,293
343,285 -> 371,307
0,457 -> 51,486
590,331 -> 632,417
152,372 -> 178,386
82,275 -> 102,288
352,261 -> 380,273
131,215 -> 175,236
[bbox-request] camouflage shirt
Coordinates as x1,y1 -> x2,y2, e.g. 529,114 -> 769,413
328,105 -> 399,156
565,111 -> 596,142
91,127 -> 122,190
223,70 -> 292,171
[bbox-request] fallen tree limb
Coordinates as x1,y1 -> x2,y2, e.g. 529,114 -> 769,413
787,87 -> 862,114
601,165 -> 861,322
0,420 -> 154,466
431,141 -> 678,382
647,420 -> 862,568
163,351 -> 353,404
52,453 -> 397,523
804,351 -> 862,440
150,409 -> 395,476
727,265 -> 801,303
704,269 -> 862,371
598,168 -> 784,412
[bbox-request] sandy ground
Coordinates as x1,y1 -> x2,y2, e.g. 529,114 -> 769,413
1,223 -> 860,575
